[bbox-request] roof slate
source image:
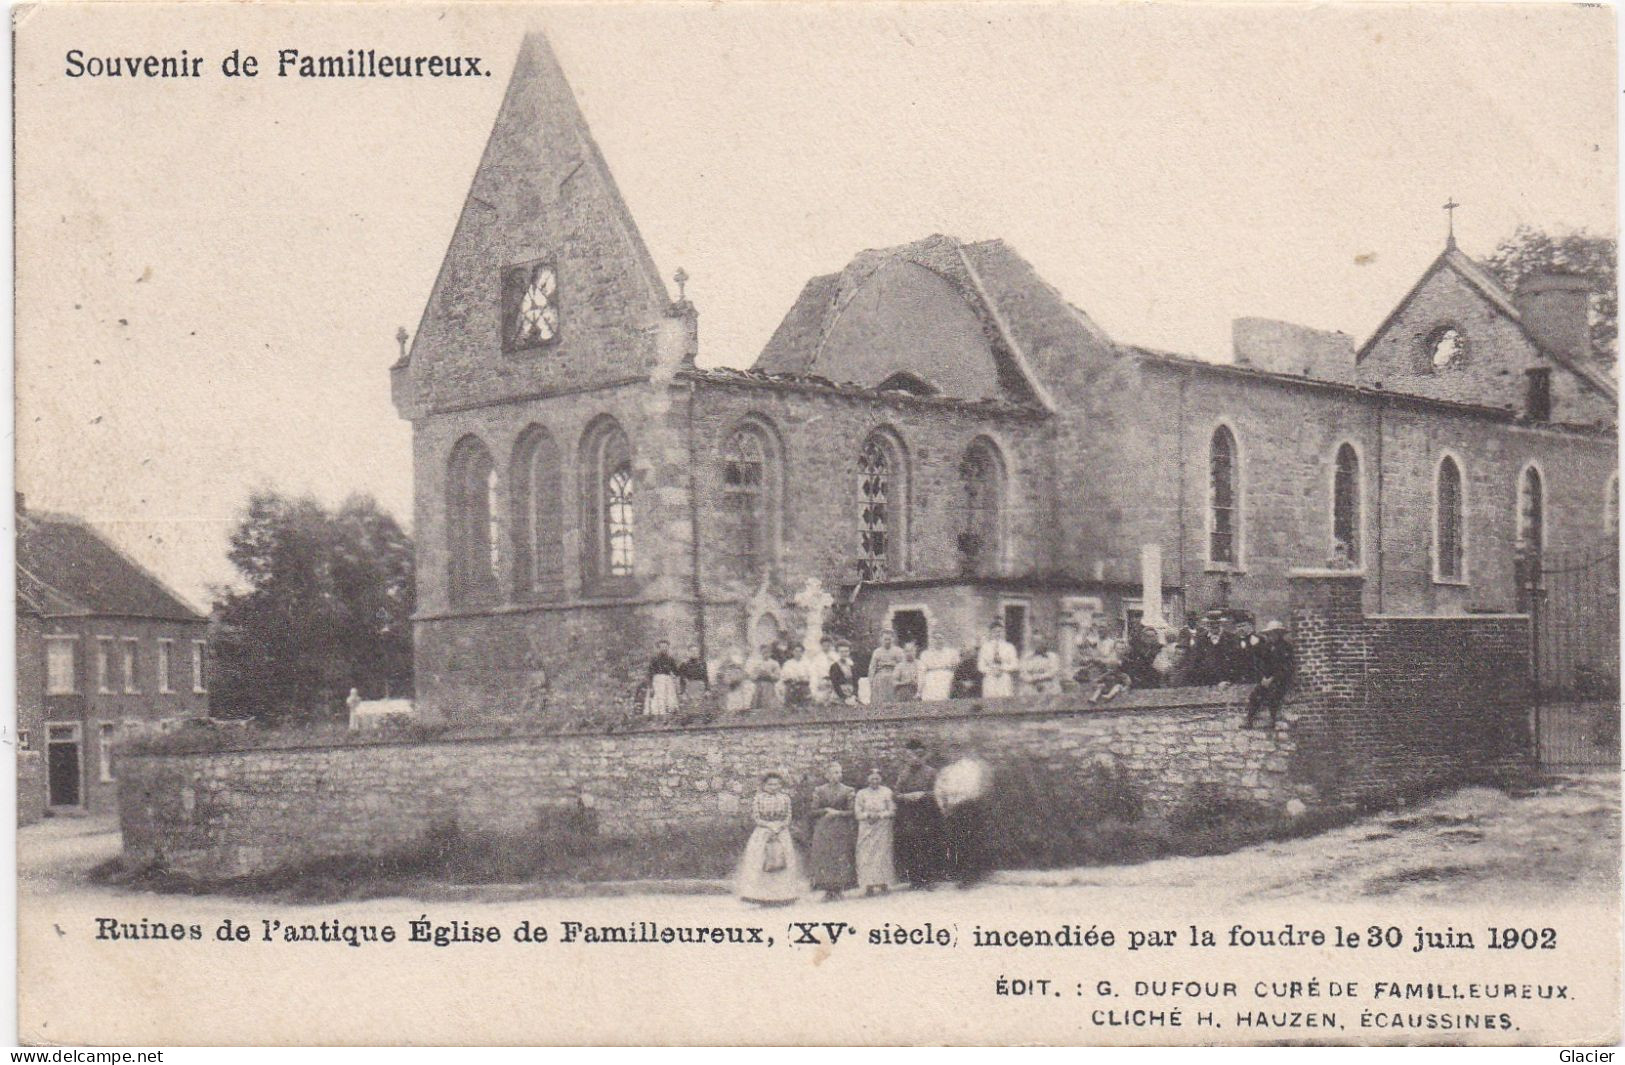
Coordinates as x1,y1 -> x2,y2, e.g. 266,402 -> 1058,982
17,510 -> 205,622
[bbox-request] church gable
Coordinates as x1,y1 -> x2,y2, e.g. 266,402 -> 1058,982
397,33 -> 671,416
1356,247 -> 1616,425
753,235 -> 1046,405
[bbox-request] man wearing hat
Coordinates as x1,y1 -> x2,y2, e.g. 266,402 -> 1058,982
1244,620 -> 1295,729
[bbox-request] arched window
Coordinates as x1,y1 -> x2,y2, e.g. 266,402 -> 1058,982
1208,425 -> 1240,566
1332,442 -> 1362,567
607,464 -> 634,576
959,437 -> 1007,576
510,426 -> 562,599
1516,464 -> 1545,557
1434,454 -> 1466,582
447,435 -> 499,604
857,430 -> 907,581
580,418 -> 634,585
721,421 -> 780,582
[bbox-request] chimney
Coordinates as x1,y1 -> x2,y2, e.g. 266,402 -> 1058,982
1515,271 -> 1592,363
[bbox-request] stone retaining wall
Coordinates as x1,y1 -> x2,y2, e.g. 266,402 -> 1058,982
116,573 -> 1534,880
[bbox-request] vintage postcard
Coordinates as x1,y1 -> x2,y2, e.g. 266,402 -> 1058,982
12,0 -> 1621,1047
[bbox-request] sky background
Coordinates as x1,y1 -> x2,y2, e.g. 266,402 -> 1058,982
15,2 -> 1617,609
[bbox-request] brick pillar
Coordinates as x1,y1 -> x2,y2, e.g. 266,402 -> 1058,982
1285,569 -> 1368,803
1287,569 -> 1366,699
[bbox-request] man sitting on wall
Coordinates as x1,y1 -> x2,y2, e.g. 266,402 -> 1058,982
1243,621 -> 1296,729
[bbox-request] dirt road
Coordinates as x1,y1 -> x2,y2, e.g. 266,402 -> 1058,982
18,773 -> 1619,1046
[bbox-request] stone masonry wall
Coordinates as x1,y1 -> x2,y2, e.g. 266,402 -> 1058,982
118,689 -> 1289,881
118,574 -> 1533,880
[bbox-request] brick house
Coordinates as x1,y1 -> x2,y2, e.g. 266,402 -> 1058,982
17,502 -> 211,816
391,33 -> 1617,724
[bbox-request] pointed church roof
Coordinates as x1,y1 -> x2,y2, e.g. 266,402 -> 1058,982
400,31 -> 668,371
1358,242 -> 1617,402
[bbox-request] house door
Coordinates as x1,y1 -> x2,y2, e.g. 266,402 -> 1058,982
46,723 -> 82,808
891,609 -> 928,650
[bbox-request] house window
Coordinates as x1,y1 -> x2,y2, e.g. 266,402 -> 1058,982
510,425 -> 563,598
192,641 -> 208,694
96,638 -> 117,694
97,722 -> 116,783
157,639 -> 174,694
1332,442 -> 1362,567
45,637 -> 76,695
857,431 -> 907,581
121,639 -> 140,694
721,423 -> 779,582
1517,465 -> 1545,556
1435,455 -> 1466,582
447,435 -> 499,604
1208,425 -> 1240,566
959,437 -> 1007,576
17,730 -> 30,752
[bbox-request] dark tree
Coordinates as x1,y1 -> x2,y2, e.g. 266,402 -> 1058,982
1483,226 -> 1617,366
209,490 -> 414,724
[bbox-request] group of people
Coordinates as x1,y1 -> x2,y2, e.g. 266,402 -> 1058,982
642,621 -> 1063,717
735,740 -> 994,905
1071,612 -> 1296,727
644,608 -> 1295,729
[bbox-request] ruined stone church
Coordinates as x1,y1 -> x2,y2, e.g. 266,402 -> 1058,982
391,33 -> 1618,723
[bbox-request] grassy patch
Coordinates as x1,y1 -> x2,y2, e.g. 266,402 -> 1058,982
96,808 -> 745,904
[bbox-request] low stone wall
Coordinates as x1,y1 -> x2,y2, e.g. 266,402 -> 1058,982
18,752 -> 45,826
116,572 -> 1535,881
118,687 -> 1290,880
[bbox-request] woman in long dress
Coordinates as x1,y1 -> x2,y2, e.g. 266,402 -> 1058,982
807,761 -> 857,901
720,648 -> 753,713
919,642 -> 957,702
892,643 -> 920,701
749,643 -> 782,710
735,771 -> 807,905
867,632 -> 903,704
854,768 -> 896,895
779,645 -> 810,708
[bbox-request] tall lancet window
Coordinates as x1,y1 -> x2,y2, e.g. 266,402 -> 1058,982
580,417 -> 634,585
959,437 -> 1007,576
1208,425 -> 1240,565
722,422 -> 779,582
448,435 -> 499,604
1517,464 -> 1545,557
607,463 -> 635,576
511,426 -> 562,599
1332,443 -> 1362,567
857,431 -> 907,581
1435,455 -> 1465,582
